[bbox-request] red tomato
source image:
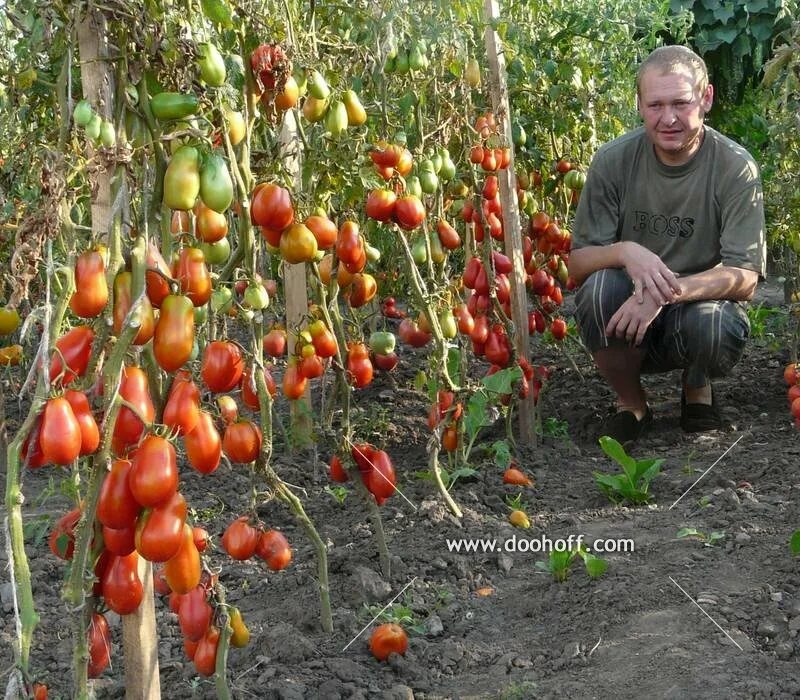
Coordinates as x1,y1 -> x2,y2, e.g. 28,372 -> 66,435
134,491 -> 187,562
369,623 -> 408,661
201,340 -> 244,393
184,410 -> 222,475
102,524 -> 136,556
393,195 -> 426,230
153,294 -> 195,372
39,397 -> 81,465
113,271 -> 155,346
153,564 -> 172,596
366,189 -> 397,222
251,183 -> 294,231
70,250 -> 108,318
173,247 -> 212,307
282,358 -> 307,400
193,625 -> 220,677
178,585 -> 213,642
336,221 -> 364,267
102,551 -> 144,615
222,420 -> 262,464
163,376 -> 201,436
145,242 -> 172,308
49,326 -> 94,386
550,318 -> 567,340
347,342 -> 373,388
192,526 -> 210,553
87,612 -> 111,678
97,459 -> 141,529
255,529 -> 292,571
128,434 -> 178,508
164,523 -> 202,595
64,389 -> 100,456
364,450 -> 396,500
263,327 -> 287,357
304,214 -> 338,250
49,506 -> 81,560
221,516 -> 260,560
112,366 -> 155,455
329,455 -> 348,482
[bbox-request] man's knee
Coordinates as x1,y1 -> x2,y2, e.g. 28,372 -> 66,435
574,269 -> 632,351
679,301 -> 750,376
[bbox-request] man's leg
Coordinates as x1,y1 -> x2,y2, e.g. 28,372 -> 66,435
574,269 -> 650,421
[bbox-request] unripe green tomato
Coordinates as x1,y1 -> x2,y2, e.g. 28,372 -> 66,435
308,70 -> 330,100
100,120 -> 116,147
211,287 -> 233,313
439,154 -> 456,182
405,175 -> 422,199
395,51 -> 410,74
430,152 -> 443,174
197,42 -> 226,87
85,114 -> 102,142
73,99 -> 93,127
439,310 -> 458,339
419,170 -> 439,194
365,244 -> 381,263
369,331 -> 396,355
412,236 -> 427,264
194,303 -> 209,324
244,282 -> 270,310
200,237 -> 231,265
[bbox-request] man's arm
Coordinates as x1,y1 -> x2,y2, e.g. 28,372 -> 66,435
671,265 -> 758,303
568,241 -> 681,305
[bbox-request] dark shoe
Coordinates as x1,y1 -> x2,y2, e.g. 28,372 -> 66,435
680,385 -> 723,432
599,407 -> 653,446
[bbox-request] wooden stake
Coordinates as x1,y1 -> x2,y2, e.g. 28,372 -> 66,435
78,9 -> 161,697
122,559 -> 161,700
483,0 -> 535,444
279,109 -> 313,448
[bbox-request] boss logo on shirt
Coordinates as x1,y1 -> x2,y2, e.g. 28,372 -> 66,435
633,211 -> 695,238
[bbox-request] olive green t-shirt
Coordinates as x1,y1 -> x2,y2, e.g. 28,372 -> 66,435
571,125 -> 766,278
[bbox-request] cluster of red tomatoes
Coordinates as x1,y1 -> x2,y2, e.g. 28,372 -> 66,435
365,143 -> 426,232
221,516 -> 292,570
329,443 -> 397,505
784,363 -> 800,428
469,112 -> 513,172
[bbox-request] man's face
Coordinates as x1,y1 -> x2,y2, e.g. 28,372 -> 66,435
637,67 -> 713,166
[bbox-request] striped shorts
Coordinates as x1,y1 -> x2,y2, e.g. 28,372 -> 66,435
574,269 -> 750,388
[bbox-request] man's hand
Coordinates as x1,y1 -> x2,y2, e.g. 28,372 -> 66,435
621,242 -> 681,305
606,288 -> 663,346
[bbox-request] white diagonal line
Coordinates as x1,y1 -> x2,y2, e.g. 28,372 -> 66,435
343,436 -> 417,510
669,576 -> 744,650
341,577 -> 417,652
669,434 -> 744,510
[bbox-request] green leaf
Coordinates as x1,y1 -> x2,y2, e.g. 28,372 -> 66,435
491,440 -> 513,468
598,436 -> 637,477
464,391 -> 490,441
583,554 -> 608,578
677,527 -> 703,539
712,2 -> 736,23
789,530 -> 800,556
446,347 -> 461,384
749,15 -> 775,41
200,0 -> 234,27
481,366 -> 522,395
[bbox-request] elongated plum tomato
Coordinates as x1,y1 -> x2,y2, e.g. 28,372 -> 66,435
154,294 -> 195,372
365,188 -> 397,222
184,410 -> 222,474
135,491 -> 187,562
304,214 -> 338,250
251,183 -> 294,231
162,376 -> 200,436
70,250 -> 108,318
263,327 -> 287,357
282,358 -> 307,400
87,612 -> 111,678
347,342 -> 373,388
173,247 -> 212,307
49,506 -> 81,560
102,551 -> 144,615
393,195 -> 425,230
113,271 -> 155,345
63,389 -> 100,456
193,625 -> 220,677
102,524 -> 136,556
164,523 -> 202,595
369,623 -> 408,661
229,608 -> 251,647
128,434 -> 178,508
255,529 -> 292,571
179,585 -> 213,642
112,366 -> 155,455
222,420 -> 262,464
49,326 -> 94,385
39,397 -> 81,465
222,516 -> 259,560
201,340 -> 244,393
97,459 -> 141,529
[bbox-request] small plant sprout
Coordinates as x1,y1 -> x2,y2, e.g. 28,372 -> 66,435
593,436 -> 663,505
676,527 -> 726,547
324,485 -> 349,505
535,544 -> 608,582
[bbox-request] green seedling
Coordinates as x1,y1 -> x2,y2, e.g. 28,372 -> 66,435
789,530 -> 800,556
593,436 -> 663,505
505,492 -> 527,511
535,545 -> 608,582
489,440 -> 513,468
414,465 -> 478,489
324,485 -> 349,505
676,527 -> 725,547
539,416 -> 569,439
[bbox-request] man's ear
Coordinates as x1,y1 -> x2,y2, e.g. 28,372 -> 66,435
700,83 -> 714,114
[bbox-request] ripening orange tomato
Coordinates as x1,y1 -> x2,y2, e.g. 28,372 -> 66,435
70,250 -> 108,318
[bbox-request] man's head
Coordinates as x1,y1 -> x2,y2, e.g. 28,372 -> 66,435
636,45 -> 714,166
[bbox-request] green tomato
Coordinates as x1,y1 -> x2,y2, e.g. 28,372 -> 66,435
308,70 -> 330,100
365,244 -> 381,263
439,310 -> 458,339
211,287 -> 233,313
412,235 -> 427,265
194,303 -> 209,324
100,120 -> 116,148
369,331 -> 396,355
73,99 -> 93,127
197,42 -> 226,87
419,169 -> 439,194
244,282 -> 270,310
85,114 -> 102,142
200,237 -> 231,265
405,175 -> 422,199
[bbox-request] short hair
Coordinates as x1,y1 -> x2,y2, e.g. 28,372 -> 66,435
636,46 -> 709,97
